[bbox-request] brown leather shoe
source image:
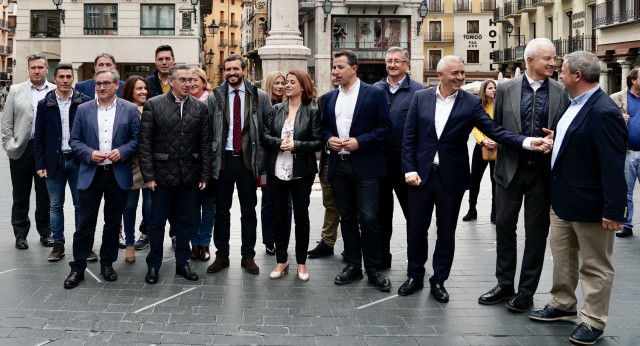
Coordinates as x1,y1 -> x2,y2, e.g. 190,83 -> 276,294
241,257 -> 260,274
191,245 -> 200,260
125,246 -> 136,263
200,246 -> 211,261
206,257 -> 230,273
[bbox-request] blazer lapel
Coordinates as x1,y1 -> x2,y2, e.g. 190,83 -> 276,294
548,81 -> 562,127
21,83 -> 34,110
89,101 -> 100,143
112,99 -> 125,140
439,91 -> 465,139
350,83 -> 368,129
326,90 -> 338,134
509,77 -> 523,132
555,91 -> 601,162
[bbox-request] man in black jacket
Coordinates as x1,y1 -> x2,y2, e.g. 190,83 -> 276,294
146,45 -> 175,98
139,65 -> 212,284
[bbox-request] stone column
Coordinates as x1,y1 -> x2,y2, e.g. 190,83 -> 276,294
619,60 -> 632,91
258,0 -> 311,84
410,5 -> 425,83
314,3 -> 333,95
599,61 -> 609,94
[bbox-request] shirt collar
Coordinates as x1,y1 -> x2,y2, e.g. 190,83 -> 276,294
55,91 -> 71,103
628,89 -> 640,100
436,84 -> 458,101
30,81 -> 50,92
171,91 -> 187,104
229,82 -> 246,95
569,84 -> 600,106
524,71 -> 544,87
97,97 -> 117,111
339,78 -> 360,95
386,75 -> 406,88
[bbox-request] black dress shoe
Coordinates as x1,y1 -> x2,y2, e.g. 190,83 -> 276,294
380,253 -> 392,270
307,240 -> 334,258
64,271 -> 84,289
528,304 -> 577,322
334,265 -> 363,285
462,207 -> 477,221
15,237 -> 28,250
40,235 -> 54,247
176,265 -> 199,281
398,278 -> 424,296
145,268 -> 159,284
506,290 -> 534,312
265,244 -> 275,256
430,282 -> 449,303
478,284 -> 515,305
367,271 -> 392,291
100,266 -> 118,282
569,322 -> 604,345
616,226 -> 633,238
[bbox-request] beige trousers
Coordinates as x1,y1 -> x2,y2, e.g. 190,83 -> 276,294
319,151 -> 340,246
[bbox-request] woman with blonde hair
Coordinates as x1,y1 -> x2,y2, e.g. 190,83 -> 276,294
191,68 -> 211,103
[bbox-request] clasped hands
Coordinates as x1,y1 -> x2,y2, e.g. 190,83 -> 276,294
280,136 -> 295,151
91,149 -> 121,163
328,136 -> 359,152
530,128 -> 555,154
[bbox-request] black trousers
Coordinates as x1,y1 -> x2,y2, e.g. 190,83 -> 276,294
469,144 -> 496,211
214,152 -> 257,258
269,174 -> 314,264
495,163 -> 550,294
70,167 -> 128,273
406,168 -> 464,284
378,156 -> 409,261
9,141 -> 50,238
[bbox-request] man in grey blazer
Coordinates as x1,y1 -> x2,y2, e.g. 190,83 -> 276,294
478,38 -> 570,312
1,53 -> 55,250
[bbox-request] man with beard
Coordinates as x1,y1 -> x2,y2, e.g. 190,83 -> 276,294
206,55 -> 271,274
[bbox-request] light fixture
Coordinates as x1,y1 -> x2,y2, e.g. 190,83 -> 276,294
208,20 -> 219,35
52,0 -> 65,24
505,21 -> 514,35
12,59 -> 16,68
322,0 -> 332,33
206,49 -> 215,61
206,59 -> 213,67
504,21 -> 524,46
191,0 -> 199,24
417,2 -> 428,35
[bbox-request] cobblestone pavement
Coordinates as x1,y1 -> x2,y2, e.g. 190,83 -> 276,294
0,138 -> 638,345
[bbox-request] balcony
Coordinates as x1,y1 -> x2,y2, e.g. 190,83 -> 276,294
8,25 -> 15,34
532,0 -> 554,6
491,49 -> 503,63
505,1 -> 520,18
0,72 -> 10,81
218,39 -> 228,47
0,19 -> 8,31
553,36 -> 598,57
595,0 -> 638,27
503,47 -> 514,62
454,1 -> 471,13
230,20 -> 239,28
481,0 -> 496,12
493,7 -> 509,23
516,0 -> 537,14
230,40 -> 239,48
219,19 -> 228,27
0,46 -> 12,56
424,32 -> 455,43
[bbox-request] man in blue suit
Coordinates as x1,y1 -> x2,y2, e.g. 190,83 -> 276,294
64,69 -> 139,289
75,53 -> 124,99
321,50 -> 393,291
529,51 -> 627,346
400,56 -> 552,302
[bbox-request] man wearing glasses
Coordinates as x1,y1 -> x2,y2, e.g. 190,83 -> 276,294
64,69 -> 139,288
373,47 -> 424,270
139,65 -> 212,284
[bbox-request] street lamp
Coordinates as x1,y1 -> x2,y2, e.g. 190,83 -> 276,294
322,0 -> 332,33
52,0 -> 65,24
416,2 -> 428,36
206,49 -> 215,61
191,0 -> 199,24
504,21 -> 524,46
208,20 -> 219,36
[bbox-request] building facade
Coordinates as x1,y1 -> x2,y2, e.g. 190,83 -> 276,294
204,0 -> 243,86
242,0 -> 268,85
13,0 -> 202,85
1,0 -> 13,86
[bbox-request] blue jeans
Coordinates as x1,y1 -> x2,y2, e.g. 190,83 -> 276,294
192,194 -> 215,246
45,156 -> 79,245
624,150 -> 640,228
123,188 -> 152,246
261,186 -> 292,246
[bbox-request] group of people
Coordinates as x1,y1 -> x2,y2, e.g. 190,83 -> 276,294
0,37 -> 631,345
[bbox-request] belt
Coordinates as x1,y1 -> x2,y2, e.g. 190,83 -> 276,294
225,150 -> 242,157
338,154 -> 351,161
97,164 -> 113,170
630,148 -> 640,151
61,151 -> 73,158
431,164 -> 440,172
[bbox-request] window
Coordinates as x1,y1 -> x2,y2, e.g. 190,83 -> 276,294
455,0 -> 471,12
467,20 -> 479,34
85,4 -> 118,35
428,21 -> 442,41
332,17 -> 409,50
467,50 -> 479,64
141,5 -> 174,35
31,10 -> 60,38
428,50 -> 442,71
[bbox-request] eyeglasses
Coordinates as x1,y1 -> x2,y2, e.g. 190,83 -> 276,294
95,81 -> 114,88
385,60 -> 406,65
175,78 -> 196,84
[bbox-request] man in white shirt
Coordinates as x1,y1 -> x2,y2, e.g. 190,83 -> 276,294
1,53 -> 55,250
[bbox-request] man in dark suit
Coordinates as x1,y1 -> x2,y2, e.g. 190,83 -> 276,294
146,45 -> 175,98
75,53 -> 124,99
528,51 -> 627,346
64,69 -> 139,289
34,63 -> 91,262
478,38 -> 570,313
400,55 -> 552,302
321,50 -> 393,291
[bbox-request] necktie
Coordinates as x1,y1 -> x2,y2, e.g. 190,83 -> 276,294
233,89 -> 241,153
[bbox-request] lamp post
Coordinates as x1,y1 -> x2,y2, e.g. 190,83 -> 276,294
417,2 -> 428,36
191,0 -> 199,24
322,0 -> 332,33
206,48 -> 215,67
504,21 -> 524,47
52,0 -> 65,24
208,20 -> 219,36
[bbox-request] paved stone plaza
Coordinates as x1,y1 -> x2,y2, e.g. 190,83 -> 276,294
0,138 -> 639,346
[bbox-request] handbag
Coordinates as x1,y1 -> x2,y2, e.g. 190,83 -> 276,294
481,146 -> 497,161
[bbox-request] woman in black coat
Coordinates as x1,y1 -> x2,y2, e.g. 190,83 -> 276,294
262,70 -> 322,281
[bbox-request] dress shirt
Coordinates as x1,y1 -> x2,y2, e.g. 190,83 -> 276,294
524,71 -> 544,92
55,92 -> 72,152
171,91 -> 186,118
551,84 -> 600,168
30,81 -> 52,139
387,75 -> 406,94
225,83 -> 246,151
97,98 -> 117,165
335,78 -> 361,154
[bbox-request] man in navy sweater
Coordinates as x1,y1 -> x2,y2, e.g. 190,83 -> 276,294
373,47 -> 424,269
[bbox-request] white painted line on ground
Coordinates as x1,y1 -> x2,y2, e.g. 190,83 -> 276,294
392,249 -> 407,255
34,340 -> 52,346
356,294 -> 400,309
0,268 -> 18,275
85,268 -> 103,283
134,287 -> 198,313
162,257 -> 175,263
